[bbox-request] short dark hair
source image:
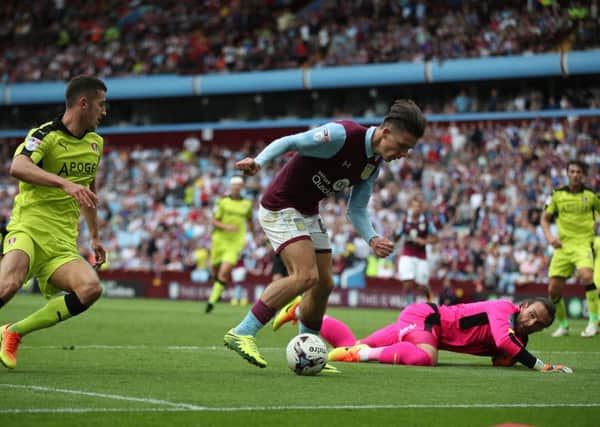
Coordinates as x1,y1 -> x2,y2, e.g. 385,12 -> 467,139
383,99 -> 426,138
522,297 -> 556,325
65,75 -> 107,108
566,159 -> 588,175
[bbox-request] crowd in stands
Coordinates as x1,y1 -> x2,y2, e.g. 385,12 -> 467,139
2,117 -> 597,296
1,0 -> 599,83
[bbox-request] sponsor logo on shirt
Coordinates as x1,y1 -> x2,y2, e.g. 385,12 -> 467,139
313,128 -> 330,144
312,171 -> 334,197
25,136 -> 42,152
57,161 -> 98,177
332,178 -> 350,191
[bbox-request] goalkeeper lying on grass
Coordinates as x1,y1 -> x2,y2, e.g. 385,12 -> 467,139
274,297 -> 572,373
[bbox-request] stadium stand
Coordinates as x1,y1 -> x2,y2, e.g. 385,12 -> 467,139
0,1 -> 598,307
1,0 -> 599,82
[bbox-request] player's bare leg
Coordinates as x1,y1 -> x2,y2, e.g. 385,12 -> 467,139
261,240 -> 319,309
225,239 -> 318,367
298,251 -> 334,334
0,250 -> 29,369
2,259 -> 101,369
0,250 -> 29,304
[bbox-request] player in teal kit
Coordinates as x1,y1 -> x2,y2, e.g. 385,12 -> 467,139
0,75 -> 107,369
224,100 -> 427,368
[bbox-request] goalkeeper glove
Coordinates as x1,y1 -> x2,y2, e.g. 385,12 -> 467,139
541,364 -> 573,373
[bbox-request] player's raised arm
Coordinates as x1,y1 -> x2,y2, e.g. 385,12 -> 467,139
254,123 -> 348,167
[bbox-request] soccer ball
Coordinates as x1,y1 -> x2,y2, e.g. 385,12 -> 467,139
286,333 -> 328,376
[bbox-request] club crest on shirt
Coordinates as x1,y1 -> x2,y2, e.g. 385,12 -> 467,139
91,142 -> 99,153
313,128 -> 330,144
582,196 -> 587,203
8,237 -> 16,246
25,136 -> 42,151
360,164 -> 376,180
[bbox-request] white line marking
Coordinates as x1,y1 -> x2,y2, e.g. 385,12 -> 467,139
0,384 -> 204,410
1,403 -> 599,414
20,345 -> 284,352
19,345 -> 600,356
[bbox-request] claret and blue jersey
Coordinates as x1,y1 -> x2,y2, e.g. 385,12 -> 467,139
256,120 -> 382,244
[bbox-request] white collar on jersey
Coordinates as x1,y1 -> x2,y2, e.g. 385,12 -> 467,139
364,126 -> 376,158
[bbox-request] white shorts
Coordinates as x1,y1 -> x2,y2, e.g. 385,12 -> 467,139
397,255 -> 430,286
258,205 -> 331,253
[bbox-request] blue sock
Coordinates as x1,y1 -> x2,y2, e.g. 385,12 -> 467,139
234,311 -> 263,336
299,321 -> 320,336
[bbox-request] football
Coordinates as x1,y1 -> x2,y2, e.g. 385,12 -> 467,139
285,333 -> 328,376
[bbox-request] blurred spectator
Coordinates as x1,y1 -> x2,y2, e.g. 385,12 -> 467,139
1,0 -> 598,83
0,117 -> 597,298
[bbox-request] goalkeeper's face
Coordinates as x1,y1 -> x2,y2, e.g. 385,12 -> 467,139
515,301 -> 552,336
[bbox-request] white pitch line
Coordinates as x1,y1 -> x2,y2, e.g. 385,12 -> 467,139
19,345 -> 284,352
0,384 -> 204,410
1,402 -> 600,414
18,345 -> 600,356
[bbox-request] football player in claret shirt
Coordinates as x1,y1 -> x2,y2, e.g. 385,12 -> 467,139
277,297 -> 571,373
223,99 -> 427,369
0,75 -> 107,369
541,160 -> 600,338
394,193 -> 439,302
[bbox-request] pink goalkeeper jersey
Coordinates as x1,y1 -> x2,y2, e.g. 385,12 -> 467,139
437,300 -> 526,358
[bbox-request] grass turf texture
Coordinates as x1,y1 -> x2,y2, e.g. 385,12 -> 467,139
0,295 -> 598,426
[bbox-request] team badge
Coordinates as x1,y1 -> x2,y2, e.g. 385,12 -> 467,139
582,196 -> 587,203
360,164 -> 376,180
293,217 -> 306,231
313,128 -> 330,144
25,136 -> 42,151
8,237 -> 16,245
91,142 -> 99,153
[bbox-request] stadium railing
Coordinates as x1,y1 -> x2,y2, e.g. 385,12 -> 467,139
1,51 -> 599,105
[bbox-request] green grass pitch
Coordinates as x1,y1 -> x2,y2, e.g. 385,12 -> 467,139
0,294 -> 599,426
